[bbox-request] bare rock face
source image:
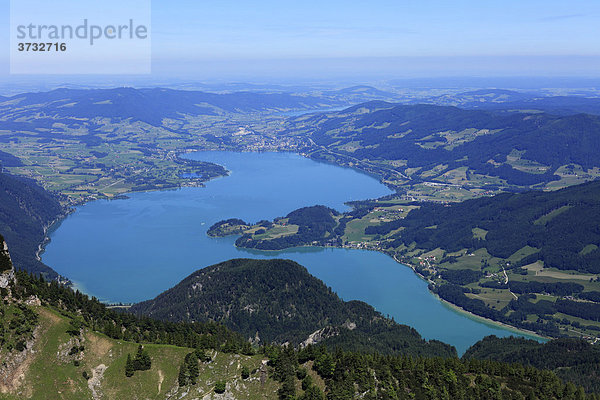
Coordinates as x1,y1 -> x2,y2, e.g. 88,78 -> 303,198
300,326 -> 340,348
0,239 -> 15,291
0,325 -> 40,394
0,269 -> 14,290
87,364 -> 107,400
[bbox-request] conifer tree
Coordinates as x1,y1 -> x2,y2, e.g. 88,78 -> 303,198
214,380 -> 226,394
125,354 -> 134,377
178,363 -> 188,386
300,385 -> 325,400
241,365 -> 250,379
185,352 -> 199,385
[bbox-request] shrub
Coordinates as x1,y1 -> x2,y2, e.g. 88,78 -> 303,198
214,380 -> 226,394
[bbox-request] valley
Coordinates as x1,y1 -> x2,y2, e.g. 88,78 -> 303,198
5,88 -> 600,208
2,0 -> 600,396
40,151 -> 526,354
5,88 -> 600,344
3,87 -> 600,397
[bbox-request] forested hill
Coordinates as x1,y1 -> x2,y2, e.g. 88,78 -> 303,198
234,205 -> 341,250
0,243 -> 596,398
464,335 -> 600,393
2,269 -> 594,400
130,258 -> 456,358
284,102 -> 600,187
213,181 -> 600,337
0,172 -> 63,279
376,179 -> 600,273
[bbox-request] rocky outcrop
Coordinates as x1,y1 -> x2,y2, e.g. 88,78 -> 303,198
87,364 -> 107,400
0,238 -> 15,291
300,326 -> 340,348
0,325 -> 40,394
0,269 -> 14,290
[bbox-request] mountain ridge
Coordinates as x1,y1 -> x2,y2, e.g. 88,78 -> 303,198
0,87 -> 343,126
130,258 -> 456,358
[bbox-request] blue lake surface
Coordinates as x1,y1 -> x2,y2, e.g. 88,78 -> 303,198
43,151 -> 539,354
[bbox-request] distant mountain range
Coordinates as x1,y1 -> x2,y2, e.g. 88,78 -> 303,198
426,89 -> 600,116
130,258 -> 455,357
432,89 -> 537,105
4,88 -> 600,192
0,87 -> 345,127
0,86 -> 406,129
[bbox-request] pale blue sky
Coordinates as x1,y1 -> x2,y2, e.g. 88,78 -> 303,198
1,0 -> 600,80
150,0 -> 599,58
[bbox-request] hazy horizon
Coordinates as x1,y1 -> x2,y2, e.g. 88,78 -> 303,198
1,0 -> 600,84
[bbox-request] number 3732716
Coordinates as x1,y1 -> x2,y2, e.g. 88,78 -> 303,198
17,43 -> 67,51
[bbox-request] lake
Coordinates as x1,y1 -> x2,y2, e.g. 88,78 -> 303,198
43,151 -> 539,354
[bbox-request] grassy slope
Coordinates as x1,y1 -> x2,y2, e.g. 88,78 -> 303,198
0,306 -> 278,400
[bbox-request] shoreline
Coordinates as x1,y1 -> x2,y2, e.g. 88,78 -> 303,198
228,237 -> 549,341
37,148 -> 549,341
36,148 -> 234,285
36,211 -> 73,263
388,253 -> 546,341
435,293 -> 547,342
385,251 -> 545,341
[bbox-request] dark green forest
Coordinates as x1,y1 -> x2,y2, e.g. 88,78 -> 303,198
265,342 -> 593,399
0,172 -> 64,279
10,270 -> 251,351
227,181 -> 600,275
130,258 -> 455,358
236,206 -> 340,250
207,218 -> 249,236
464,335 -> 600,394
0,233 -> 12,273
377,180 -> 600,273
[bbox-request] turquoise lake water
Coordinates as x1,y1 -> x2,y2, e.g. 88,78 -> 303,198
43,151 -> 539,354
